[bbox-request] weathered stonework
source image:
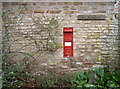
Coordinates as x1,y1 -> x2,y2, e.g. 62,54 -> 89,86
1,1 -> 119,75
34,10 -> 44,13
73,2 -> 83,5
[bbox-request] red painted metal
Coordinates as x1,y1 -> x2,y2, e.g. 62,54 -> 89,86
63,27 -> 73,57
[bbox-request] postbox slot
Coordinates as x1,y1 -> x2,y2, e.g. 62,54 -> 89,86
64,30 -> 72,33
64,31 -> 72,33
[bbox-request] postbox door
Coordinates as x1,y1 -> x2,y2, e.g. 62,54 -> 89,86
64,41 -> 73,57
63,27 -> 73,57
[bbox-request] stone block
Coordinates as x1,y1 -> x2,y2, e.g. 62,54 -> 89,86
71,6 -> 77,10
33,3 -> 36,5
64,2 -> 72,5
57,2 -> 64,5
74,11 -> 80,13
49,2 -> 56,6
10,2 -> 18,6
20,3 -> 28,6
40,2 -> 49,6
73,2 -> 83,6
48,10 -> 61,14
93,10 -> 106,13
65,11 -> 74,14
97,2 -> 108,6
34,10 -> 44,13
63,6 -> 69,10
3,2 -> 10,7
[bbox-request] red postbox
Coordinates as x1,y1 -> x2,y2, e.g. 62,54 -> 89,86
63,27 -> 73,57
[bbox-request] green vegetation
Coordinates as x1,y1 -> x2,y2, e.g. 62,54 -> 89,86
71,67 -> 120,88
3,61 -> 72,88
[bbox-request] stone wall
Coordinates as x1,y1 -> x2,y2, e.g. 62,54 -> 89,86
2,2 -> 119,72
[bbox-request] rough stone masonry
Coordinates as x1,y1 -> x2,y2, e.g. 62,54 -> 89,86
1,1 -> 119,74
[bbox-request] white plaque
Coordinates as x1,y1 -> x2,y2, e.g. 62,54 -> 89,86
65,42 -> 71,46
